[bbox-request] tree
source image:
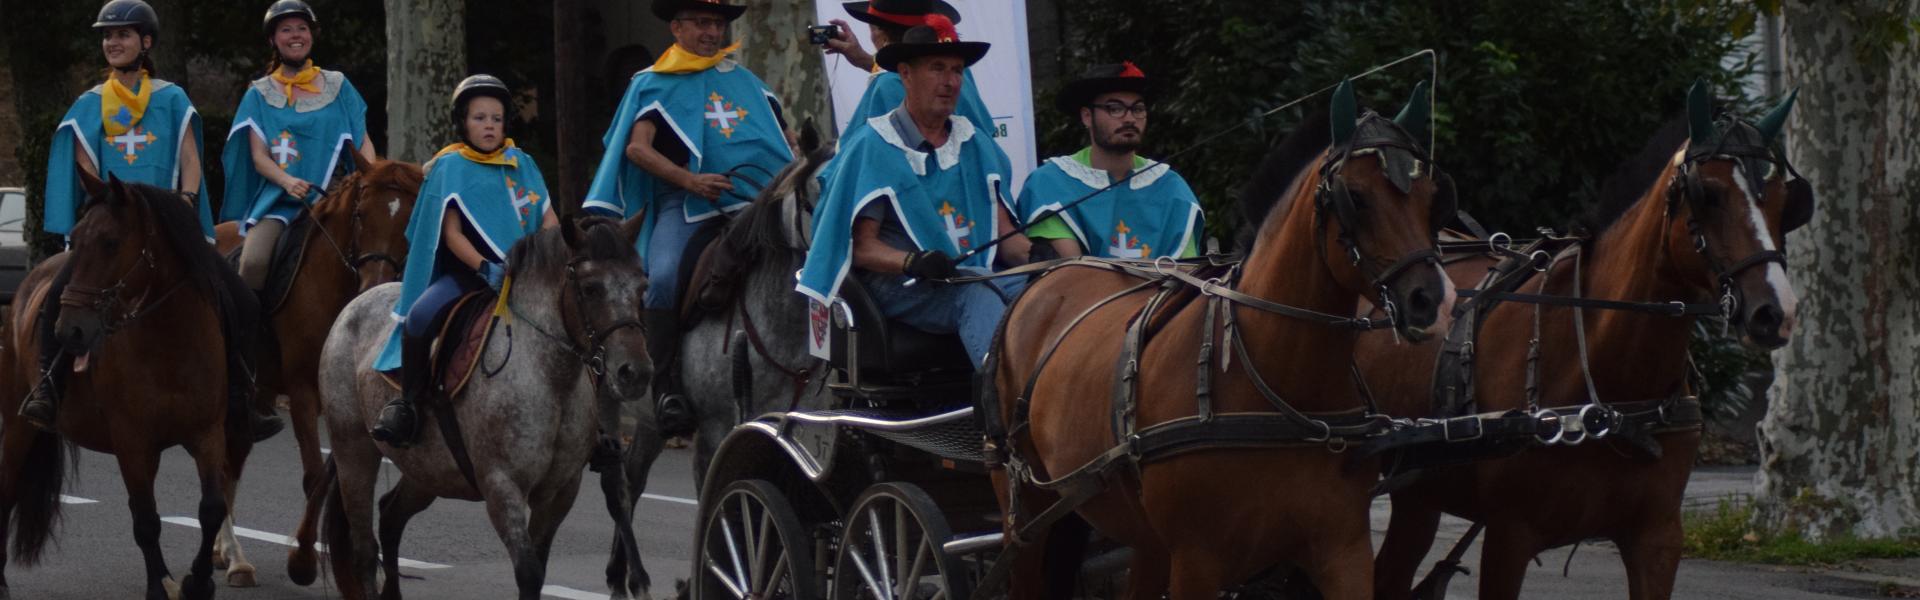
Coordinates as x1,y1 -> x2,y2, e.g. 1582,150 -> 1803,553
552,0 -> 594,211
1754,1 -> 1920,540
3,0 -> 101,260
733,0 -> 829,136
385,0 -> 465,163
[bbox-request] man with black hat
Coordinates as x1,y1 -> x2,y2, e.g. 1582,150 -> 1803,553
798,20 -> 1032,370
1019,62 -> 1203,260
818,0 -> 992,134
583,0 -> 793,436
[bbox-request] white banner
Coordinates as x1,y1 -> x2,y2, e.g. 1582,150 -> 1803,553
815,0 -> 1038,197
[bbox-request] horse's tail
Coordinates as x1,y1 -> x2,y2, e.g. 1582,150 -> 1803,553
318,456 -> 363,591
10,430 -> 73,566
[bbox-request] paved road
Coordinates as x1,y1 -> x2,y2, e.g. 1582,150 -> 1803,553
5,431 -> 1907,600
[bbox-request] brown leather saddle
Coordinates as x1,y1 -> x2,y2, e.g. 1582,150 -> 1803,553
222,215 -> 316,314
378,290 -> 499,400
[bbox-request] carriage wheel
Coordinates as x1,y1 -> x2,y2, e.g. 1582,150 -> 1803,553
696,479 -> 821,600
831,482 -> 971,600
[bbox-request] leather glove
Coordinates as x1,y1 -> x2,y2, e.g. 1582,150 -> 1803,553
902,249 -> 957,280
478,262 -> 506,291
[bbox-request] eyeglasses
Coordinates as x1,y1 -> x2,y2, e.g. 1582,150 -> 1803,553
1091,101 -> 1150,119
673,16 -> 729,30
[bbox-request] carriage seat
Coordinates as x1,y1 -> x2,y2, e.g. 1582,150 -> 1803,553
828,275 -> 974,376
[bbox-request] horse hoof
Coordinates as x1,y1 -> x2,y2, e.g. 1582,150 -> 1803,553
180,575 -> 215,600
211,551 -> 228,570
160,577 -> 180,600
227,563 -> 258,588
287,548 -> 318,586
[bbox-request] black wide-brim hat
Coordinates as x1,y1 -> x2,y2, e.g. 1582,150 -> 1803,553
650,0 -> 747,23
842,0 -> 960,28
1056,62 -> 1158,114
875,18 -> 989,72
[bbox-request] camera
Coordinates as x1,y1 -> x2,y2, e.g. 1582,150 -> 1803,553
807,24 -> 840,45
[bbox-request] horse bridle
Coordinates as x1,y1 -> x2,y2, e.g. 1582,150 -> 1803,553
1314,114 -> 1445,331
562,257 -> 647,382
300,177 -> 407,285
59,203 -> 188,337
1669,130 -> 1789,320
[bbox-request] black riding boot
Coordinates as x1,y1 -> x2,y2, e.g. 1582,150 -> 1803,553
372,333 -> 433,447
20,269 -> 73,432
643,309 -> 695,437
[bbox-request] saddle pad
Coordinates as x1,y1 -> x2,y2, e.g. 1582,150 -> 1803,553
435,290 -> 499,400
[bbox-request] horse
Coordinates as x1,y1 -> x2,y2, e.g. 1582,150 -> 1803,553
211,150 -> 422,587
989,81 -> 1454,600
0,174 -> 263,599
603,125 -> 838,598
316,214 -> 651,600
1358,87 -> 1812,600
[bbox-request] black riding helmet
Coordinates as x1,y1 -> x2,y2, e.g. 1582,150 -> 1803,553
94,0 -> 160,41
449,74 -> 513,143
263,0 -> 318,34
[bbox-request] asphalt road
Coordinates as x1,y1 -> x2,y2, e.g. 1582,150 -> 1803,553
3,423 -> 701,600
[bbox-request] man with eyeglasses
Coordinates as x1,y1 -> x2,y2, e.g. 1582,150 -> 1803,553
1019,63 -> 1203,260
584,0 -> 793,437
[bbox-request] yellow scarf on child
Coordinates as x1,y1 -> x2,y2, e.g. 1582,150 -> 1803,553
271,60 -> 323,100
101,70 -> 153,137
650,42 -> 741,74
434,138 -> 519,168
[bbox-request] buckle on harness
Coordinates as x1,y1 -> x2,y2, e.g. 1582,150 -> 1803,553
1442,416 -> 1484,442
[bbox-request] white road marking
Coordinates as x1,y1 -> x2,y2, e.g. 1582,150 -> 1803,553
542,585 -> 611,600
59,495 -> 98,505
159,516 -> 451,570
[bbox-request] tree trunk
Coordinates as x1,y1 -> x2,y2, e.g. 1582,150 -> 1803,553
4,2 -> 92,261
551,0 -> 592,213
385,0 -> 466,163
1754,1 -> 1920,540
733,0 -> 829,138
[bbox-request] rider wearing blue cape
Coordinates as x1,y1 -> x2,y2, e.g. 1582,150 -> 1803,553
798,21 -> 1032,370
815,0 -> 992,187
1019,63 -> 1203,260
27,0 -> 284,441
581,0 -> 791,436
371,75 -> 555,446
224,0 -> 376,295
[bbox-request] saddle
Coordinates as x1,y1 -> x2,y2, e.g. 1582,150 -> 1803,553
377,289 -> 500,401
223,215 -> 316,314
675,220 -> 726,321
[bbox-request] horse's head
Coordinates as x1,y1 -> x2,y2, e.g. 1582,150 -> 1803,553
1314,80 -> 1453,340
56,173 -> 175,353
727,119 -> 838,261
1662,83 -> 1811,349
548,214 -> 652,402
338,151 -> 424,292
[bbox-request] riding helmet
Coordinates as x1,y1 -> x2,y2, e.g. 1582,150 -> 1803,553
263,0 -> 319,34
449,74 -> 514,135
94,0 -> 160,40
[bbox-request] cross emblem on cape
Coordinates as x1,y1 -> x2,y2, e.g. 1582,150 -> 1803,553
1107,220 -> 1148,259
508,176 -> 540,226
939,201 -> 971,250
704,92 -> 749,139
111,127 -> 155,164
271,131 -> 301,168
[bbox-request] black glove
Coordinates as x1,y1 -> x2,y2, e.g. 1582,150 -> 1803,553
902,249 -> 957,280
1028,240 -> 1061,264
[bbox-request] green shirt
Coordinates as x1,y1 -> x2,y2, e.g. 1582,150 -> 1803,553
1027,148 -> 1200,257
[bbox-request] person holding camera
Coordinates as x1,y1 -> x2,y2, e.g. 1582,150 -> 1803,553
819,0 -> 992,134
583,0 -> 793,438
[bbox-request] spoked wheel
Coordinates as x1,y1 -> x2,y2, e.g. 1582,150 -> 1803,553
831,482 -> 970,600
696,479 -> 821,600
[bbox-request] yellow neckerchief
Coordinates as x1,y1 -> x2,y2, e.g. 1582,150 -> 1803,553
434,138 -> 519,168
651,42 -> 741,74
271,60 -> 323,100
101,70 -> 153,137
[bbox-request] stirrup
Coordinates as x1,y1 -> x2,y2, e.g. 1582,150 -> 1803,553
372,399 -> 419,447
655,393 -> 695,437
18,393 -> 56,432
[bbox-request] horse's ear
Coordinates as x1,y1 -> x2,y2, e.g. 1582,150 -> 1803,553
1330,78 -> 1357,146
1686,79 -> 1716,145
79,167 -> 108,201
1782,176 -> 1816,233
560,212 -> 583,251
350,145 -> 376,175
1755,88 -> 1798,143
1394,80 -> 1432,145
799,117 -> 822,155
106,172 -> 129,205
620,213 -> 645,246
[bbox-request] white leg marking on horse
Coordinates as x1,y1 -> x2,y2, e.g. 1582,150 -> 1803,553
160,516 -> 451,569
541,585 -> 613,600
1731,165 -> 1798,320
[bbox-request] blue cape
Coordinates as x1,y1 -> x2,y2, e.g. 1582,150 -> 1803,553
46,80 -> 213,241
373,147 -> 550,371
819,69 -> 995,188
220,72 -> 368,231
797,113 -> 1013,304
582,60 -> 793,260
1017,155 -> 1202,259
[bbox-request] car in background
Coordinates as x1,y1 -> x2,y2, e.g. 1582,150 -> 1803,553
0,187 -> 28,307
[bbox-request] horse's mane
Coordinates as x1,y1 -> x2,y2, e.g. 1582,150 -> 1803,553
505,215 -> 638,280
310,159 -> 426,220
723,143 -> 837,259
117,183 -> 247,309
1583,115 -> 1689,233
1235,109 -> 1333,251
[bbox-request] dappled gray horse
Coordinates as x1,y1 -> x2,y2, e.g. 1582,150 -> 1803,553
316,216 -> 650,600
605,130 -> 838,598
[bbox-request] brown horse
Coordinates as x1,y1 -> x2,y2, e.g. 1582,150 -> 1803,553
1359,86 -> 1812,600
0,174 -> 263,599
212,152 -> 422,586
991,81 -> 1453,600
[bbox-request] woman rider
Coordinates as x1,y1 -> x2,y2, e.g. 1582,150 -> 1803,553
23,0 -> 267,435
223,0 -> 377,297
371,75 -> 558,446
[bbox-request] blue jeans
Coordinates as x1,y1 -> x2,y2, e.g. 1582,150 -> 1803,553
859,271 -> 1029,369
645,190 -> 701,309
406,272 -> 479,338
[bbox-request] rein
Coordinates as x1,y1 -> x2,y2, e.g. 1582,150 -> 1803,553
487,257 -> 646,387
293,180 -> 407,288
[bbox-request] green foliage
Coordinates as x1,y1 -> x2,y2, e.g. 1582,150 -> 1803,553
1689,320 -> 1772,422
1684,497 -> 1920,566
